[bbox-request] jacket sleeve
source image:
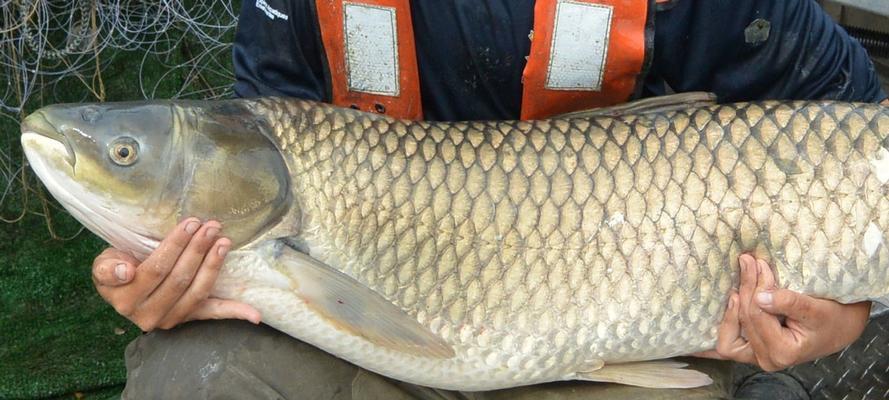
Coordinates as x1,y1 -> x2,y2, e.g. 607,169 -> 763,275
650,0 -> 887,103
232,0 -> 329,101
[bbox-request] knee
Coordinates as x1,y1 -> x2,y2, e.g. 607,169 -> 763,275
122,320 -> 284,399
120,319 -> 368,400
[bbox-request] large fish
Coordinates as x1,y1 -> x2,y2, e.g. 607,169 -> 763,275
19,93 -> 889,390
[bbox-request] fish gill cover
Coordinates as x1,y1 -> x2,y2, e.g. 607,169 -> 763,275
0,1 -> 240,398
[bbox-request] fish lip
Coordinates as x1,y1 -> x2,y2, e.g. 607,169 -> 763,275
21,111 -> 77,168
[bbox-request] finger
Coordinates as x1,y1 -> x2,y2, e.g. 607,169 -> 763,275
155,238 -> 252,328
746,265 -> 794,368
735,255 -> 776,364
719,292 -> 742,341
737,254 -> 759,316
183,298 -> 262,325
757,288 -> 820,325
95,247 -> 140,264
749,259 -> 784,335
128,218 -> 202,303
755,259 -> 776,290
135,222 -> 222,328
690,350 -> 724,359
92,249 -> 139,287
716,292 -> 756,364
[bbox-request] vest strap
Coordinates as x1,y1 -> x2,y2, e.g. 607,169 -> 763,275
520,0 -> 652,120
315,0 -> 423,120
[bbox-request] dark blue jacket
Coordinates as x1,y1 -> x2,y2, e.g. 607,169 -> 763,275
232,0 -> 887,121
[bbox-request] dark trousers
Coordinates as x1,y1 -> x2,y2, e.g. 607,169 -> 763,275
121,320 -> 745,399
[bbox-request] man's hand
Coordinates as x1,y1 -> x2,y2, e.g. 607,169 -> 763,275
697,254 -> 870,371
881,98 -> 888,106
92,218 -> 261,331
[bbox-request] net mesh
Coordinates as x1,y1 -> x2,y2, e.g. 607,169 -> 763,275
0,0 -> 239,231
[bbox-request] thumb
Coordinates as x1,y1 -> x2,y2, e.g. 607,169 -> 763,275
185,298 -> 262,325
92,256 -> 137,287
755,288 -> 817,322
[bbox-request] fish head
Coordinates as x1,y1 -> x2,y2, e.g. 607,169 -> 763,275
21,101 -> 291,260
21,102 -> 179,258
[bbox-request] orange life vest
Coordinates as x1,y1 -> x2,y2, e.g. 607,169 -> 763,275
315,0 -> 661,120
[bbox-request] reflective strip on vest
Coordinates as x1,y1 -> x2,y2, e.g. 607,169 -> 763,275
315,0 -> 423,120
520,0 -> 652,120
316,0 -> 657,121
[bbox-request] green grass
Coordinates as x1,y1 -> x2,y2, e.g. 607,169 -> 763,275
0,206 -> 135,399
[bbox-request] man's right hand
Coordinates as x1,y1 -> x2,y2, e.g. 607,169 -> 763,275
92,218 -> 262,331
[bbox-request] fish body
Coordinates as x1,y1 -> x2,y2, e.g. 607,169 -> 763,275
20,95 -> 889,390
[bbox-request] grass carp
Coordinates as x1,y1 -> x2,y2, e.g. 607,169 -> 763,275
19,93 -> 889,390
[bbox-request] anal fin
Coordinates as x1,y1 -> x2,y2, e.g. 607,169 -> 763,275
870,297 -> 889,317
574,360 -> 713,389
274,245 -> 455,359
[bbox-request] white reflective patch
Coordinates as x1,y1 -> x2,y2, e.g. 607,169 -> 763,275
255,0 -> 289,21
546,0 -> 613,91
864,222 -> 883,257
606,212 -> 624,228
870,147 -> 889,183
344,3 -> 399,96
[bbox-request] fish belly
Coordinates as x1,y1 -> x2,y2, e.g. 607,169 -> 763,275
212,247 -> 591,390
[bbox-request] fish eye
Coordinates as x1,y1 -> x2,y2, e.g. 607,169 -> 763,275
109,137 -> 139,166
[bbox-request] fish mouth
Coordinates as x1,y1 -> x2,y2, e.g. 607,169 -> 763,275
21,114 -> 159,260
21,110 -> 76,168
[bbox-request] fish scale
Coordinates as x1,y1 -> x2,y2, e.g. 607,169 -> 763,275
20,95 -> 889,390
219,97 -> 889,388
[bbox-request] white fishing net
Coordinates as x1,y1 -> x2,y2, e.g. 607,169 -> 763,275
1,0 -> 240,226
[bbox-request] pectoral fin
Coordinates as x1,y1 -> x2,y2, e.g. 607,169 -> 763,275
574,360 -> 713,389
275,246 -> 455,359
555,92 -> 718,119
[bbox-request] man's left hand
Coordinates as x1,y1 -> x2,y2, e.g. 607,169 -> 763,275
696,254 -> 871,371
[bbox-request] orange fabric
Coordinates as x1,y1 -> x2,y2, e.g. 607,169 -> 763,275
315,0 -> 423,120
520,0 -> 650,120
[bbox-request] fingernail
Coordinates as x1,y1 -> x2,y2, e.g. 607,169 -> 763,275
185,220 -> 200,234
114,264 -> 128,281
206,227 -> 220,238
217,244 -> 229,257
727,297 -> 734,310
756,291 -> 773,306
